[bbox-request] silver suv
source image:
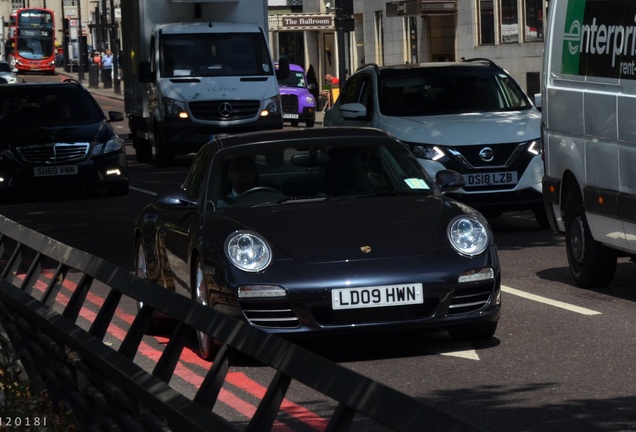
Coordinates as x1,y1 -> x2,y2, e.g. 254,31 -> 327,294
324,59 -> 546,226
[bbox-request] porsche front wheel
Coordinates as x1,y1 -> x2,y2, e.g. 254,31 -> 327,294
135,239 -> 161,333
192,256 -> 220,360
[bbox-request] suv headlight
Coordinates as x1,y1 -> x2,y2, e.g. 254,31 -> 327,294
225,230 -> 272,272
412,144 -> 445,161
527,139 -> 542,156
448,216 -> 489,256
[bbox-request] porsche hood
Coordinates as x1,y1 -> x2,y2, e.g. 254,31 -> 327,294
216,196 -> 471,263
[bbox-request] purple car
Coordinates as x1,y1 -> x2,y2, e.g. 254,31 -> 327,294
277,63 -> 316,128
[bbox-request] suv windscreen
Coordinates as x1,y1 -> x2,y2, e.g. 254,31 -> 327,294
0,85 -> 103,124
378,68 -> 532,116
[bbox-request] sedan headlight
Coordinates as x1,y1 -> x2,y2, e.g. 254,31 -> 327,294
92,137 -> 124,155
225,230 -> 272,272
448,216 -> 489,256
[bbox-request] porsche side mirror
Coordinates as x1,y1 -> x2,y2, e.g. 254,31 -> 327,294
153,192 -> 197,211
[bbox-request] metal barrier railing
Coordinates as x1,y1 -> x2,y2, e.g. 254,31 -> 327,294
0,215 -> 480,431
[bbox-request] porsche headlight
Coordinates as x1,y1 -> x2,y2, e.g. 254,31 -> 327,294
448,216 -> 489,256
225,230 -> 272,272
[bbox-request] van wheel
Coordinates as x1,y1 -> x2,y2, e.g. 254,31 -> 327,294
136,138 -> 152,163
153,123 -> 174,167
306,120 -> 315,128
564,197 -> 616,288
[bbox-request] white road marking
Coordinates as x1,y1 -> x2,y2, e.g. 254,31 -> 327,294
502,285 -> 602,316
428,341 -> 481,360
130,186 -> 158,196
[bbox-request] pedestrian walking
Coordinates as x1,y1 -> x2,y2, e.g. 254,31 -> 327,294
101,49 -> 113,88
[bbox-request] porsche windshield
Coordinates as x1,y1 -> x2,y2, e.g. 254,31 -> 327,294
211,139 -> 435,209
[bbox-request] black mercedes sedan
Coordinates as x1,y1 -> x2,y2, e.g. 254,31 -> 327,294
134,127 -> 501,359
0,80 -> 129,197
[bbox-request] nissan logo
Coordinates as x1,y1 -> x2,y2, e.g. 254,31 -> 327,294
219,102 -> 233,117
479,147 -> 495,162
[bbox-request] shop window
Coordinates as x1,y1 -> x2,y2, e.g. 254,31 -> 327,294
525,0 -> 544,41
500,0 -> 519,43
479,0 -> 495,46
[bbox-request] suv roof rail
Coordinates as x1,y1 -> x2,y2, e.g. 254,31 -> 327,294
357,63 -> 381,74
461,57 -> 502,69
62,78 -> 82,86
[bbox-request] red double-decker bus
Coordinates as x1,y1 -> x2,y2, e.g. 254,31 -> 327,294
9,8 -> 56,74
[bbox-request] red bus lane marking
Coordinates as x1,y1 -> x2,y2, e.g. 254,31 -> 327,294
26,272 -> 328,431
173,344 -> 329,431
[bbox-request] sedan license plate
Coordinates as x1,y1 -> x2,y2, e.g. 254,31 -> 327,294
283,113 -> 299,119
466,171 -> 517,186
332,283 -> 423,310
34,165 -> 78,177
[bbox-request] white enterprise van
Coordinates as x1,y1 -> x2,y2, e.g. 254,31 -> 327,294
541,0 -> 636,288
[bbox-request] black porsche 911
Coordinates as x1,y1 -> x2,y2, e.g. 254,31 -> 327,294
134,127 -> 501,359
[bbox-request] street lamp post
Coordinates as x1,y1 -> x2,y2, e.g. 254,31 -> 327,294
109,0 -> 120,94
77,0 -> 84,81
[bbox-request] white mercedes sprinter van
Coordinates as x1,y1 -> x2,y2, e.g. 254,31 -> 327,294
542,0 -> 636,288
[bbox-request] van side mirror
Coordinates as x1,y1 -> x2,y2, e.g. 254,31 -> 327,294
139,61 -> 153,83
276,57 -> 290,81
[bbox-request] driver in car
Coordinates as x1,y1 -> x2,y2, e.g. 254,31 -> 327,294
225,156 -> 259,203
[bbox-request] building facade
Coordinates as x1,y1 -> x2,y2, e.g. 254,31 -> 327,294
269,0 -> 546,96
1,0 -> 546,95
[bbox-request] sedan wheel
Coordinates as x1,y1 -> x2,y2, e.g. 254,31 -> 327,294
193,257 -> 218,360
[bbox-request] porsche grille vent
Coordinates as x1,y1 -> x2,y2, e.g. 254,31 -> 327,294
448,287 -> 492,315
17,143 -> 90,164
240,301 -> 300,328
